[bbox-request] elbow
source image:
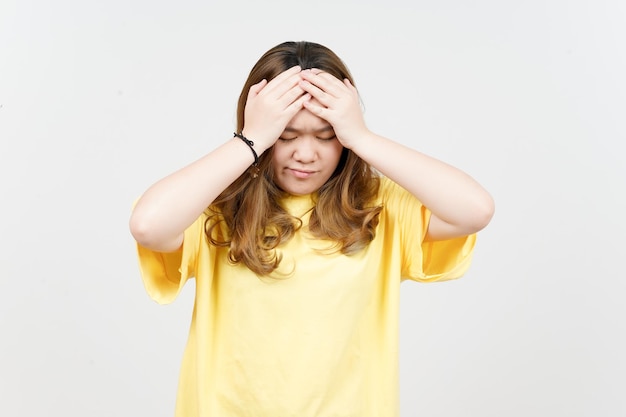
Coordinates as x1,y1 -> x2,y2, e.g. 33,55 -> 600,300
129,211 -> 155,248
129,211 -> 178,251
472,193 -> 495,232
129,204 -> 184,252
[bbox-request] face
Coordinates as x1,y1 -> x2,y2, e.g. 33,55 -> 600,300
271,101 -> 344,196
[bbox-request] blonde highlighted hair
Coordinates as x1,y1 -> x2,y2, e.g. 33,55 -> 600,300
205,41 -> 382,276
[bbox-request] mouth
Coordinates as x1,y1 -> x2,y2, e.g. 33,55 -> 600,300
287,168 -> 316,179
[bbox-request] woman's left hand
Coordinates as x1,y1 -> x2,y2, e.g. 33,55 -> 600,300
298,69 -> 369,149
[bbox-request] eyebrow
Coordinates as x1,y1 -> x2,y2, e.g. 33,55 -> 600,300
283,125 -> 334,134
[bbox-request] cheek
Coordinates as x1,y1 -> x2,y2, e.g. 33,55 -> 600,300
270,144 -> 291,182
270,143 -> 286,166
327,143 -> 344,167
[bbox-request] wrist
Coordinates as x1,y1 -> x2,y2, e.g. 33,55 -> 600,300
233,132 -> 262,178
233,132 -> 260,162
340,128 -> 374,152
240,129 -> 272,155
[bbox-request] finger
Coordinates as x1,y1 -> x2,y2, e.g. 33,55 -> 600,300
262,74 -> 304,104
272,65 -> 301,83
279,84 -> 307,109
299,79 -> 332,106
262,66 -> 301,95
343,77 -> 358,94
285,93 -> 311,115
308,68 -> 324,75
300,70 -> 344,97
318,72 -> 349,95
281,93 -> 311,125
248,79 -> 268,98
302,98 -> 327,119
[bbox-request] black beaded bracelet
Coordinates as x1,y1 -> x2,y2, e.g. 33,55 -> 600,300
234,132 -> 259,166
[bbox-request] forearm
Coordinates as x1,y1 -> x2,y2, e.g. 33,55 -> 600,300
352,131 -> 494,238
129,137 -> 262,251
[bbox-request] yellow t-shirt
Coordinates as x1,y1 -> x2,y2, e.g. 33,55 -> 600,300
136,177 -> 476,417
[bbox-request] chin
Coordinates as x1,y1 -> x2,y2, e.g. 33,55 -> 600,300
278,180 -> 322,196
286,185 -> 318,196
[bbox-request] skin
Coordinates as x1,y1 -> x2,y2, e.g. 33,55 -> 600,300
129,65 -> 494,252
272,98 -> 343,196
298,69 -> 495,241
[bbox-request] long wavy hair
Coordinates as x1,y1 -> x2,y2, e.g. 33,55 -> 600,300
205,41 -> 382,276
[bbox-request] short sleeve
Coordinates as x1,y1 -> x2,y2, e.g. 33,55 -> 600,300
379,177 -> 476,283
135,214 -> 205,304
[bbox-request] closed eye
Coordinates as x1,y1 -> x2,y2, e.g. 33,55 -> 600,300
317,135 -> 337,141
278,137 -> 297,142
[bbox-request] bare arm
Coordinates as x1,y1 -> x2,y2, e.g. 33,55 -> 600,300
129,66 -> 310,251
129,138 -> 260,252
343,133 -> 494,241
299,70 -> 495,241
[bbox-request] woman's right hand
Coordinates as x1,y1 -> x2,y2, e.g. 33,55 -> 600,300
241,66 -> 310,153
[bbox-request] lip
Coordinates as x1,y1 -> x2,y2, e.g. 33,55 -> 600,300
287,168 -> 316,179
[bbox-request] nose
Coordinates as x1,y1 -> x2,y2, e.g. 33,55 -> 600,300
292,137 -> 317,163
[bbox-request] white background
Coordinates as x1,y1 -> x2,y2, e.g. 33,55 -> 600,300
1,0 -> 625,416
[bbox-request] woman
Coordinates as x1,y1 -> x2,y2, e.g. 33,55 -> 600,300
130,40 -> 494,417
